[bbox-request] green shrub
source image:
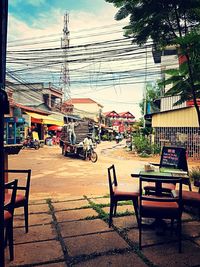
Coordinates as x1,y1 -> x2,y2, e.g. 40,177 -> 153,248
189,167 -> 200,183
101,134 -> 109,141
133,135 -> 152,154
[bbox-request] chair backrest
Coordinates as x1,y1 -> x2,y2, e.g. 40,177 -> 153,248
4,179 -> 18,216
108,165 -> 118,197
139,175 -> 183,214
4,169 -> 31,200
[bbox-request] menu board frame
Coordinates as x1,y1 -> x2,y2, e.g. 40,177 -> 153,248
160,146 -> 188,172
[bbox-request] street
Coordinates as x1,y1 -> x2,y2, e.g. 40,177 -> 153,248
8,141 -> 147,200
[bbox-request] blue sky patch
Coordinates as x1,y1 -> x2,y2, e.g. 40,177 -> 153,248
9,0 -> 105,27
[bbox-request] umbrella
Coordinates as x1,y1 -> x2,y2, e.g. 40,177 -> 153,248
48,125 -> 62,131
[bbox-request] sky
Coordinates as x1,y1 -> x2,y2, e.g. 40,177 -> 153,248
7,0 -> 161,119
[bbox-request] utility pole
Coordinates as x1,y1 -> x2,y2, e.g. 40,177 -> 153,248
143,45 -> 148,128
61,12 -> 70,102
0,1 -> 9,266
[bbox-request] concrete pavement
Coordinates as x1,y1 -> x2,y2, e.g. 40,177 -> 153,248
5,195 -> 200,266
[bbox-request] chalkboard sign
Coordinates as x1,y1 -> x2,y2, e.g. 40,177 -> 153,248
160,146 -> 188,172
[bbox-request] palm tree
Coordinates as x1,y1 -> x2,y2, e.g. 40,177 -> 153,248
162,31 -> 200,125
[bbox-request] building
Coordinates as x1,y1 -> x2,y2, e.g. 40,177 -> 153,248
103,110 -> 136,134
4,82 -> 64,144
64,98 -> 103,122
150,47 -> 200,158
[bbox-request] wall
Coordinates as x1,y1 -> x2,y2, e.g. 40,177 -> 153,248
152,107 -> 199,127
73,103 -> 101,120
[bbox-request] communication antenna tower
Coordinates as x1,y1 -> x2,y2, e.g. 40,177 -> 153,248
61,12 -> 70,101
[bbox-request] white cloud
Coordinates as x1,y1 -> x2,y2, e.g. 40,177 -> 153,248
7,5 -> 148,119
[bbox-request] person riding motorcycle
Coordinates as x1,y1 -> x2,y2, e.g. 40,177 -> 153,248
83,135 -> 93,159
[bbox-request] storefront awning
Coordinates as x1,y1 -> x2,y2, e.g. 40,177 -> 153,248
26,112 -> 63,126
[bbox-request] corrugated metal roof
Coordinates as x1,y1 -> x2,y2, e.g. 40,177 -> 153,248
65,98 -> 103,107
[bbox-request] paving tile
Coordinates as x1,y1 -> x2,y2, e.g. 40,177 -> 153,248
182,220 -> 200,238
64,231 -> 129,257
90,198 -> 110,205
37,262 -> 66,266
127,228 -> 178,247
29,203 -> 50,213
29,199 -> 47,204
60,219 -> 111,237
14,213 -> 52,228
113,215 -> 138,229
181,211 -> 193,221
143,240 -> 200,267
193,236 -> 200,246
14,224 -> 57,244
5,240 -> 64,266
14,203 -> 50,215
52,196 -> 85,202
73,252 -> 147,267
103,205 -> 135,214
55,208 -> 98,222
53,200 -> 89,211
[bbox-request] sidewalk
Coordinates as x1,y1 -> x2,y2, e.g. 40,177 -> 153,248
6,195 -> 200,267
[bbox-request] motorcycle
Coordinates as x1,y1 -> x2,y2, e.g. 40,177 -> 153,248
81,145 -> 98,163
63,143 -> 98,163
22,137 -> 40,150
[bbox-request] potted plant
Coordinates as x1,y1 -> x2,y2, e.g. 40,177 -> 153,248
189,167 -> 200,187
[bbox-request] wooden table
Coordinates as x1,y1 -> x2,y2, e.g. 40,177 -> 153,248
131,169 -> 189,182
132,170 -> 189,195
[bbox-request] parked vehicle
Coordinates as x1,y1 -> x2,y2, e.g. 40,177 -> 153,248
22,137 -> 40,150
61,142 -> 98,163
60,120 -> 98,162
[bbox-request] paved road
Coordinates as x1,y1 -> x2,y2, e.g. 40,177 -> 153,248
8,141 -> 147,200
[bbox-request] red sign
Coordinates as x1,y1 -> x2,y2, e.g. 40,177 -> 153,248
186,99 -> 200,107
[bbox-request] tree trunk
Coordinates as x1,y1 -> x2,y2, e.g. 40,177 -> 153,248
185,54 -> 200,127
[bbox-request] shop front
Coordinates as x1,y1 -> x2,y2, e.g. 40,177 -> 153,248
24,112 -> 64,143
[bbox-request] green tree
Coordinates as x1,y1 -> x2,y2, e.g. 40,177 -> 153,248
161,31 -> 200,125
139,82 -> 161,115
105,0 -> 200,125
105,0 -> 200,45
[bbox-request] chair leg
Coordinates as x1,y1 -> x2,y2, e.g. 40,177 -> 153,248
139,216 -> 142,250
4,227 -> 8,248
132,199 -> 139,226
7,221 -> 14,261
178,217 -> 182,253
24,203 -> 29,233
114,203 -> 117,216
109,201 -> 115,227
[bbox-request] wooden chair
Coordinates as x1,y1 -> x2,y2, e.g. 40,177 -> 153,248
108,165 -> 139,227
4,179 -> 18,261
138,175 -> 183,252
4,169 -> 31,233
177,185 -> 200,217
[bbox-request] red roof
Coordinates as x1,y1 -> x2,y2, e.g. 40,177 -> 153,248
118,111 -> 135,119
104,110 -> 120,117
65,98 -> 103,107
